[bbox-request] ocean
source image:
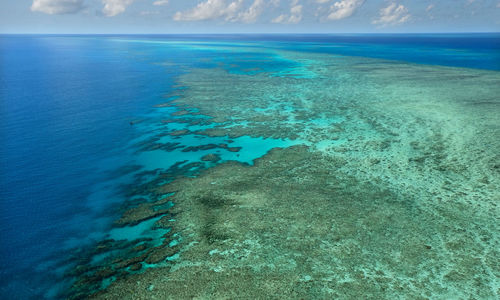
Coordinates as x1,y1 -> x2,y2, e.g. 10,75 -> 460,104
0,34 -> 499,299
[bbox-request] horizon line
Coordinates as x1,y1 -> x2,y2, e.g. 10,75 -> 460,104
1,31 -> 499,36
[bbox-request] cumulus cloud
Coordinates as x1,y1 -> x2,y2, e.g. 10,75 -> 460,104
153,0 -> 169,5
31,0 -> 85,14
327,0 -> 365,20
372,2 -> 410,26
173,0 -> 265,23
272,0 -> 302,24
102,0 -> 135,17
173,0 -> 242,21
237,0 -> 265,23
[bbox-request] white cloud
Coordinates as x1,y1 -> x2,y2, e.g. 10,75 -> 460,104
316,0 -> 330,3
237,0 -> 265,23
173,0 -> 243,21
372,2 -> 410,26
272,14 -> 286,23
173,0 -> 265,23
272,0 -> 302,24
153,0 -> 169,6
327,0 -> 365,20
102,0 -> 135,17
30,0 -> 85,14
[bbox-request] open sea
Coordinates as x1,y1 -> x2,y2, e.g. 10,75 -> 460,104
0,34 -> 499,299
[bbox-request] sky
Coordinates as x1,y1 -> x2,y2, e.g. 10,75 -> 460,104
1,0 -> 499,33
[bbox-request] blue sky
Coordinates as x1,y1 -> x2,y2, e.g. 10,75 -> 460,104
1,0 -> 499,33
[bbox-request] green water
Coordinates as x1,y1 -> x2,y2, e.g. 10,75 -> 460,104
75,40 -> 499,299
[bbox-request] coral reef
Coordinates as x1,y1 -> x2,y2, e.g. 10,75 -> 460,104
92,146 -> 499,299
71,45 -> 500,299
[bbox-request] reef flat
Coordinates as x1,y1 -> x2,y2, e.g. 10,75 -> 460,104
81,47 -> 498,299
92,145 -> 498,299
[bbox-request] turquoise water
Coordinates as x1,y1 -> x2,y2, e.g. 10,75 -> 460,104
0,34 -> 499,299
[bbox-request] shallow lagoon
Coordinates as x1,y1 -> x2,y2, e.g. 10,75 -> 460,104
1,35 -> 499,299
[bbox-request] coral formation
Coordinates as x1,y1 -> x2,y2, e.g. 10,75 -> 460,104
70,44 -> 500,299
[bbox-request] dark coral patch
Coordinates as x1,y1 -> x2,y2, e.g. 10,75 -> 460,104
201,153 -> 221,162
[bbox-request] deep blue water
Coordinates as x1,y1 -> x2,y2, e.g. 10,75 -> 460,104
0,33 -> 499,299
123,33 -> 500,70
0,36 -> 183,298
